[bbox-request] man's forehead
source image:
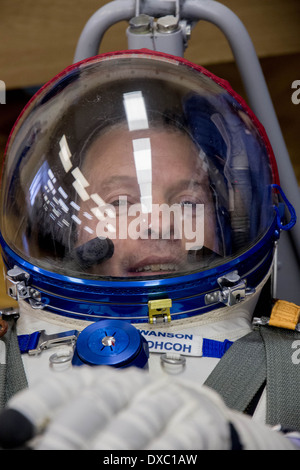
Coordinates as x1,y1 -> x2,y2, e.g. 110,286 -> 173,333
83,125 -> 207,187
86,125 -> 197,156
100,175 -> 138,191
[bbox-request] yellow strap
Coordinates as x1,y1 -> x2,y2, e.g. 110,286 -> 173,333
269,299 -> 300,330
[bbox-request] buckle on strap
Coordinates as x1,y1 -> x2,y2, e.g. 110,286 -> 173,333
253,300 -> 300,331
18,329 -> 79,355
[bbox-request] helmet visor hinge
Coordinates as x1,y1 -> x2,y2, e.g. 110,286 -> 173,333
205,271 -> 255,307
148,299 -> 172,324
5,266 -> 44,309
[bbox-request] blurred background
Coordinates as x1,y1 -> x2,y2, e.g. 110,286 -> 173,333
0,0 -> 299,185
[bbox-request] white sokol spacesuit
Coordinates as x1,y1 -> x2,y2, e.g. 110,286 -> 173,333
0,50 -> 299,450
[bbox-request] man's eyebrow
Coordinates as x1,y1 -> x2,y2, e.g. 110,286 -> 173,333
168,177 -> 209,194
99,176 -> 139,191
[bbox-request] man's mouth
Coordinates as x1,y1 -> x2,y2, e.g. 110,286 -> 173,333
128,257 -> 181,275
134,263 -> 178,273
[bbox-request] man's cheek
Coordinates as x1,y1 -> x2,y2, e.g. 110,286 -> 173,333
182,204 -> 205,251
96,214 -> 117,239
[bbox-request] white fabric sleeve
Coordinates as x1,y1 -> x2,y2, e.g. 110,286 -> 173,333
4,366 -> 297,450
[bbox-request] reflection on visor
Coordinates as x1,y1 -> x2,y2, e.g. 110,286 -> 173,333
123,91 -> 149,131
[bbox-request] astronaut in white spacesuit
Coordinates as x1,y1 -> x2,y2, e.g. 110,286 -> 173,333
0,50 -> 299,450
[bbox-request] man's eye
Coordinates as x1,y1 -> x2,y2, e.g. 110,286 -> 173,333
179,199 -> 198,207
109,197 -> 137,208
110,199 -> 127,207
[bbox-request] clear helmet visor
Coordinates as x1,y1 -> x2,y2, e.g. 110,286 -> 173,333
0,51 -> 277,280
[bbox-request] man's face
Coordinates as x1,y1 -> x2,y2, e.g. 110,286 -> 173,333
77,126 -> 218,277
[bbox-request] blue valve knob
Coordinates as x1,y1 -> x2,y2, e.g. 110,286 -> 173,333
72,320 -> 149,369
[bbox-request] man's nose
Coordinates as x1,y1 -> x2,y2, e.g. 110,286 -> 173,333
142,205 -> 181,241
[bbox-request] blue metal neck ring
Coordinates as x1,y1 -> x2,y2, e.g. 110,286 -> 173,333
0,219 -> 278,324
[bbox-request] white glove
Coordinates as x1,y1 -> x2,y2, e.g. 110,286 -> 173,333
0,365 -> 296,450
